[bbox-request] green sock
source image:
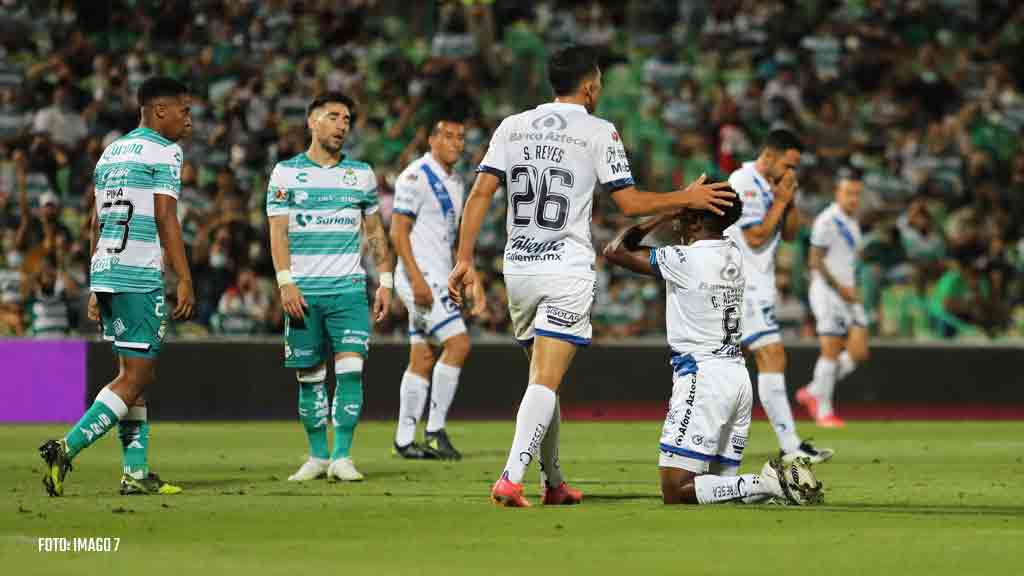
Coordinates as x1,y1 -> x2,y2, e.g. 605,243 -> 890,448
65,387 -> 128,459
118,406 -> 149,479
331,368 -> 363,460
298,381 -> 330,460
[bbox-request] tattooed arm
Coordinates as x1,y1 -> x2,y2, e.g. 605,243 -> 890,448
363,212 -> 393,322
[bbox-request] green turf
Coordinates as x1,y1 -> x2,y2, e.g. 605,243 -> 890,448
2,420 -> 1022,575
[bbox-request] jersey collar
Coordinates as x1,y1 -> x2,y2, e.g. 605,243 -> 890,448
538,101 -> 588,114
301,152 -> 346,169
423,152 -> 452,177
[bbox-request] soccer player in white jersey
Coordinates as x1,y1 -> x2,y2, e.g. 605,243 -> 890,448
448,45 -> 735,507
39,77 -> 194,496
267,92 -> 393,483
724,129 -> 833,464
797,173 -> 869,428
603,194 -> 821,506
391,115 -> 480,460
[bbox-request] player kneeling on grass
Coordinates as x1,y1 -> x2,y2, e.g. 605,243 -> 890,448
603,192 -> 823,506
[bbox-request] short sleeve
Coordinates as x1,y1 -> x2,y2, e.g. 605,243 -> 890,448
477,118 -> 509,181
392,168 -> 424,218
265,165 -> 291,217
730,172 -> 765,229
810,213 -> 834,250
151,144 -> 183,199
594,123 -> 634,193
651,246 -> 690,289
361,166 -> 379,216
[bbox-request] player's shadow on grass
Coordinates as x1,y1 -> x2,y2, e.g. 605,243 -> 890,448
779,503 -> 1024,517
584,493 -> 662,502
179,478 -> 247,489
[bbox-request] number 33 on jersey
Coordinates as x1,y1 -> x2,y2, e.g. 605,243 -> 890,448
91,127 -> 183,294
477,102 -> 633,279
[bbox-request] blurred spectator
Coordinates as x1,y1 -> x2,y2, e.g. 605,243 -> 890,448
210,267 -> 275,336
22,254 -> 79,337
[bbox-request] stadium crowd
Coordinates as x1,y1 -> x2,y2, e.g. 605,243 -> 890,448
0,0 -> 1022,341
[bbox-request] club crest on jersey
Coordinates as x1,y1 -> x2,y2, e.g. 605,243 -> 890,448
612,131 -> 619,141
531,112 -> 567,131
342,168 -> 359,187
274,187 -> 289,201
720,259 -> 741,282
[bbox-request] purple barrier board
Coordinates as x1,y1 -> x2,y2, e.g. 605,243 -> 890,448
0,339 -> 87,423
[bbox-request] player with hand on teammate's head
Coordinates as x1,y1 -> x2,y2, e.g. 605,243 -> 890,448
39,76 -> 194,497
724,129 -> 834,464
448,44 -> 735,507
603,191 -> 822,506
267,92 -> 393,483
390,112 -> 482,460
797,170 -> 869,428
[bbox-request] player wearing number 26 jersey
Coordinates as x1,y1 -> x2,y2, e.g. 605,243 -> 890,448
449,46 -> 736,508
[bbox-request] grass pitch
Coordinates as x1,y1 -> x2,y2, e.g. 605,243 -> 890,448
2,420 -> 1022,575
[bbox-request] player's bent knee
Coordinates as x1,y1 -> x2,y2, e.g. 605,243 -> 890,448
850,346 -> 870,363
755,344 -> 786,372
296,365 -> 327,383
442,334 -> 471,365
659,467 -> 696,505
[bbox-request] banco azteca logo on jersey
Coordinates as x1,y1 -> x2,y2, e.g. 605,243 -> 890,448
531,112 -> 567,131
547,306 -> 583,328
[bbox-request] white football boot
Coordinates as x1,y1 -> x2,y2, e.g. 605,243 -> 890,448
327,458 -> 364,482
287,457 -> 329,482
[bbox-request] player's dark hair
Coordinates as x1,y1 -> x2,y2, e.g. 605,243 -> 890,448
138,77 -> 188,107
430,110 -> 466,135
837,165 -> 863,182
307,91 -> 357,120
679,186 -> 743,237
547,45 -> 599,97
763,129 -> 803,153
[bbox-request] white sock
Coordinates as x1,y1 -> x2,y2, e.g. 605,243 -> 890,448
837,351 -> 857,381
97,386 -> 130,419
539,397 -> 563,488
808,357 -> 838,416
426,362 -> 460,433
502,384 -> 556,484
695,474 -> 760,504
395,371 -> 429,447
758,373 -> 801,453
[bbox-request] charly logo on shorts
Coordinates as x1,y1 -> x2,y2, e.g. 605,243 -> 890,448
547,306 -> 583,328
112,318 -> 126,336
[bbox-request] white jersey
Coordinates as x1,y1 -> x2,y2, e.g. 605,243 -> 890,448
810,202 -> 861,289
651,238 -> 746,370
265,153 -> 378,296
91,127 -> 182,294
392,152 -> 464,278
478,102 -> 634,279
724,161 -> 779,287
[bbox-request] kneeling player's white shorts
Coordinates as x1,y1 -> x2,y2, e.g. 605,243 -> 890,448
740,275 -> 781,350
809,280 -> 867,337
505,274 -> 594,347
658,356 -> 752,475
395,269 -> 466,345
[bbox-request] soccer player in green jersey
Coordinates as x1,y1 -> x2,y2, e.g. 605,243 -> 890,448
39,77 -> 195,496
267,92 -> 394,482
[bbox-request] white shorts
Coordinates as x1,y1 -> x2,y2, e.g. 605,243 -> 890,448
395,269 -> 466,345
505,274 -> 594,346
658,357 -> 752,474
740,279 -> 781,350
809,280 -> 867,337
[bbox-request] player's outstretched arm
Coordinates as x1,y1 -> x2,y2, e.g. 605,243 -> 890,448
603,214 -> 674,277
155,193 -> 194,320
611,174 -> 734,217
269,214 -> 307,320
363,212 -> 393,323
448,171 -> 500,306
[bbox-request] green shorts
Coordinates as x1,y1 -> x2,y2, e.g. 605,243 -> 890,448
98,289 -> 167,359
284,292 -> 370,368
